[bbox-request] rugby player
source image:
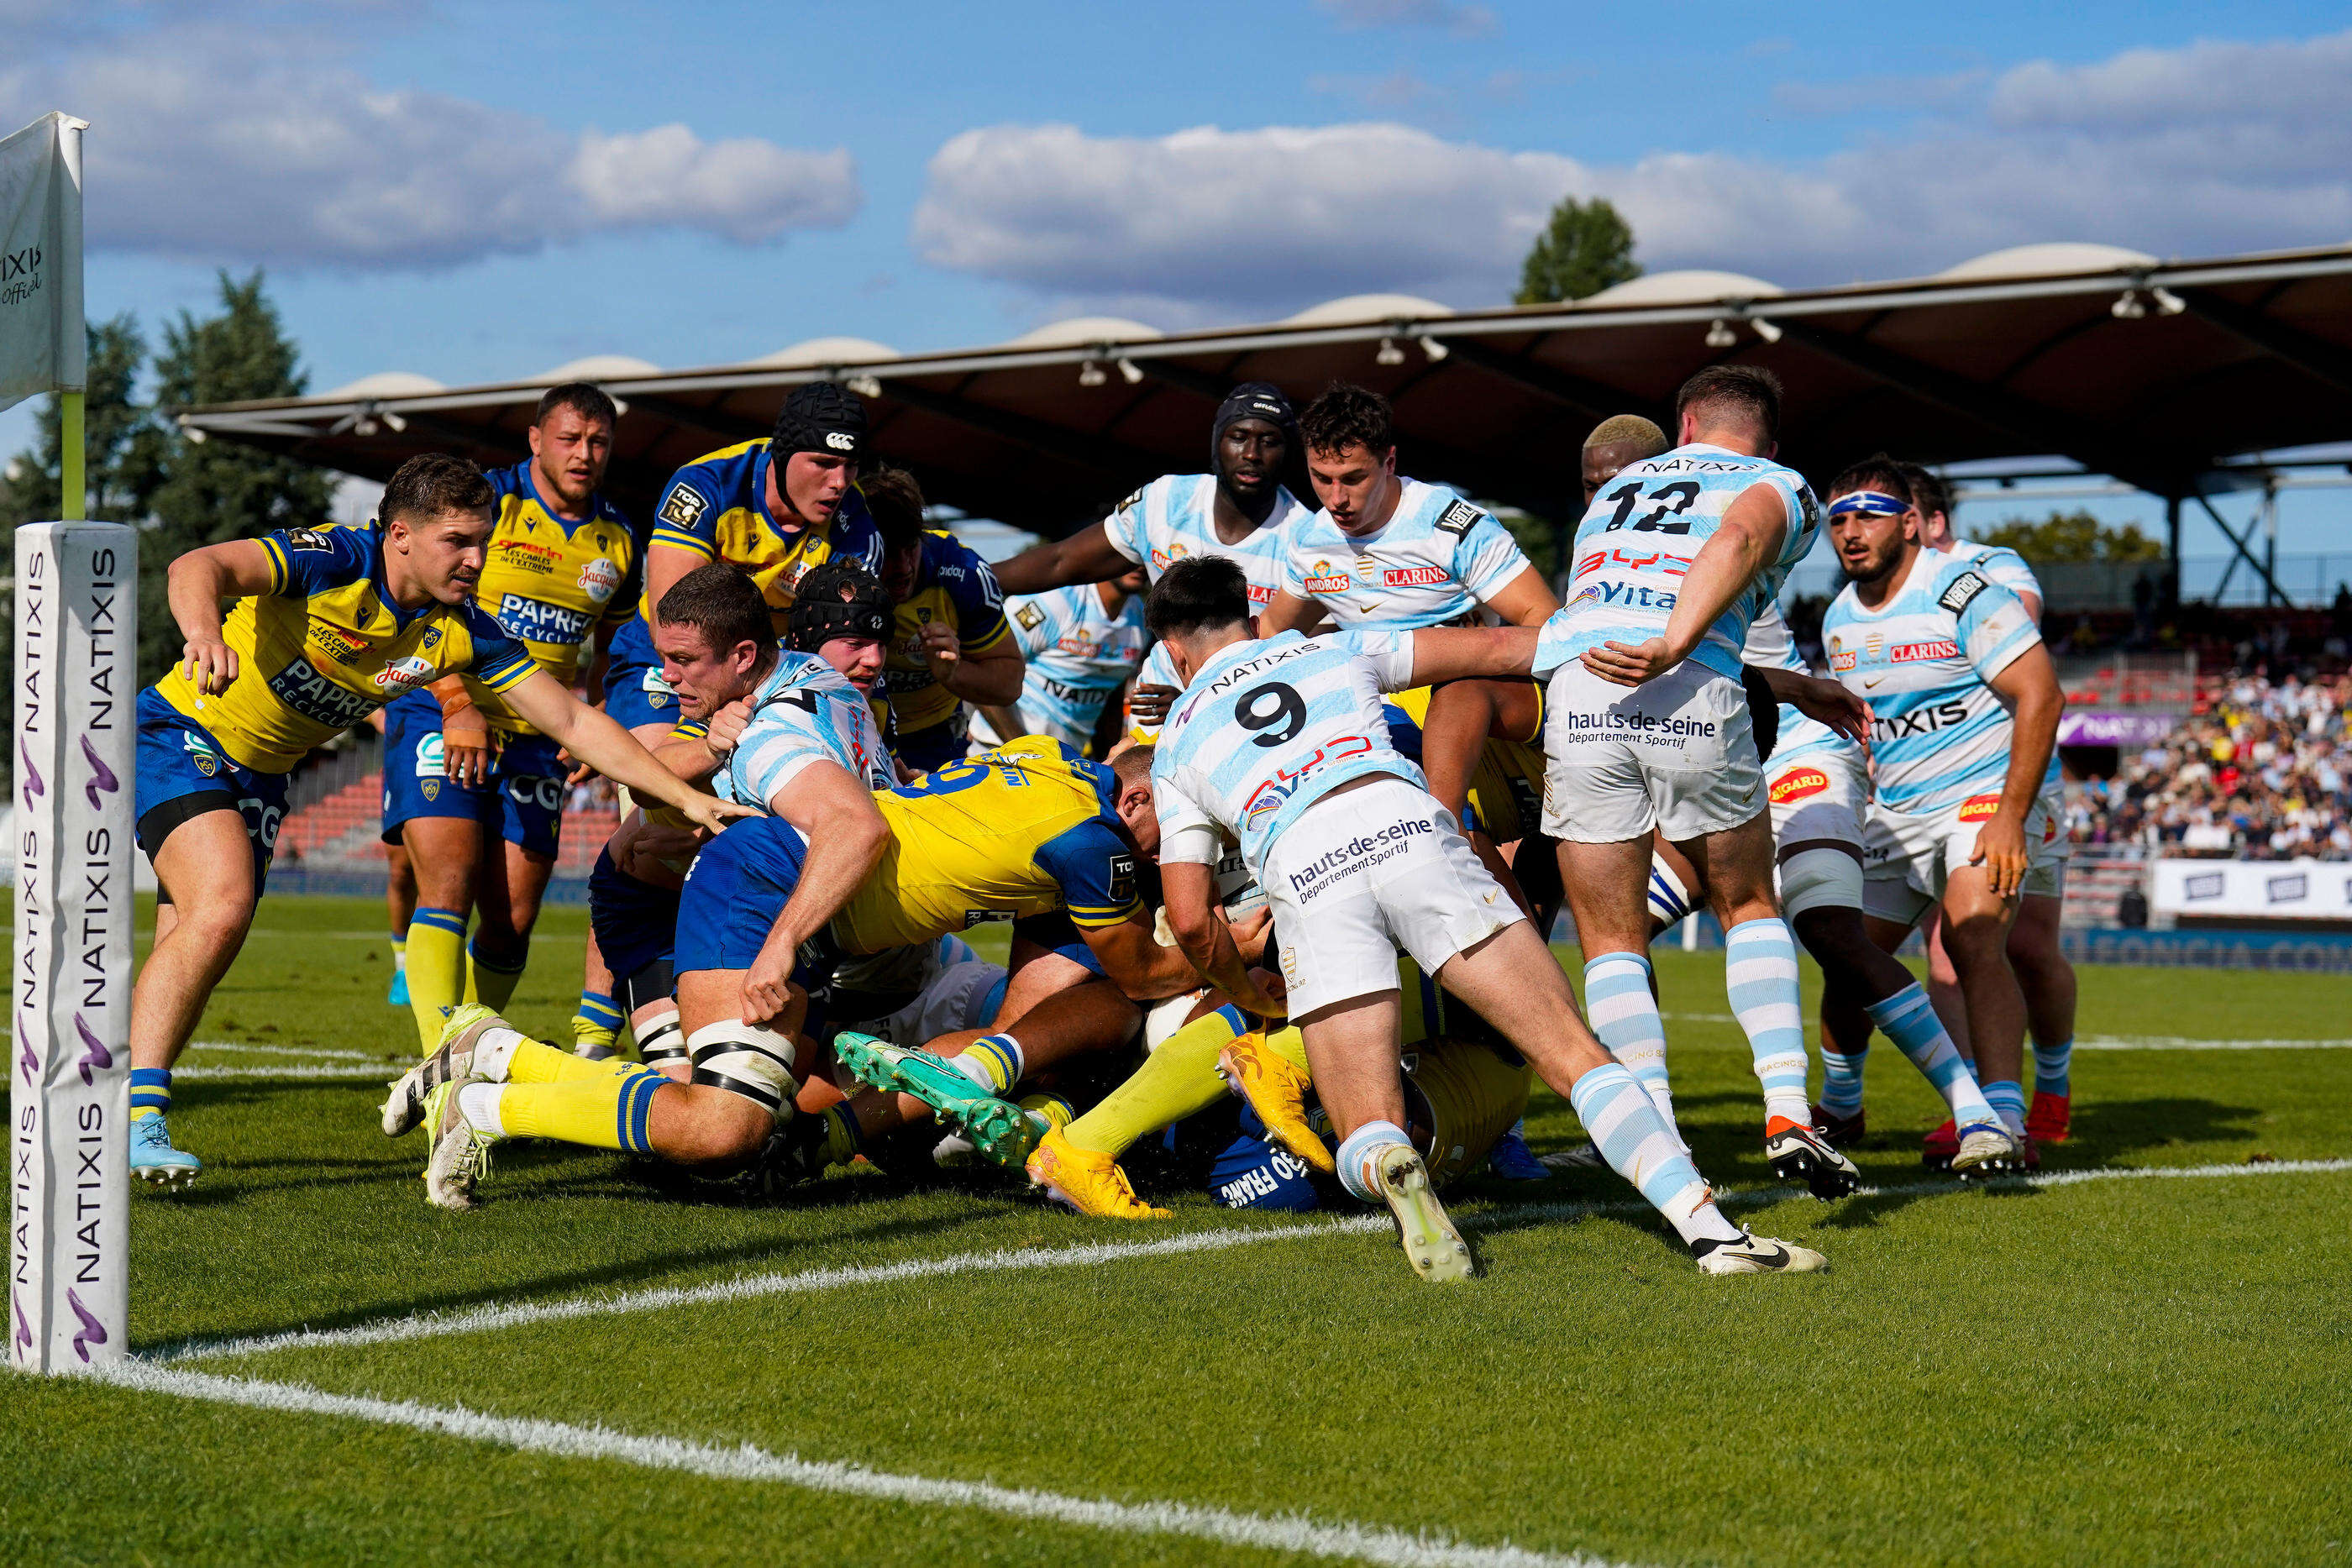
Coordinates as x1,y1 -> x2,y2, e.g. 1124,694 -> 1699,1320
1148,555 -> 1824,1279
862,466 -> 1024,769
968,564 -> 1151,753
1900,463 -> 2080,1151
129,454 -> 746,1181
1818,464 -> 2066,1156
379,384 -> 639,1051
991,382 -> 1310,740
1536,367 -> 1850,1187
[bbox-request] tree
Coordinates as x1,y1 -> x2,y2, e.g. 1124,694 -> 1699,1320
1515,196 -> 1640,305
1972,510 -> 2166,564
144,270 -> 333,681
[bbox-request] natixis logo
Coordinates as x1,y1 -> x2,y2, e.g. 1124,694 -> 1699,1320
0,244 -> 40,308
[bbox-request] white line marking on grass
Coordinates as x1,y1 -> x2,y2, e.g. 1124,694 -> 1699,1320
149,1157 -> 2352,1367
2075,1035 -> 2352,1051
89,1363 -> 1625,1568
173,1063 -> 395,1082
187,1041 -> 384,1062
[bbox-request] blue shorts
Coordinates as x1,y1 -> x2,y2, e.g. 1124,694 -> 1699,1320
602,619 -> 680,734
893,713 -> 969,774
590,846 -> 680,994
378,692 -> 567,858
1011,910 -> 1106,977
673,815 -> 836,996
133,686 -> 289,892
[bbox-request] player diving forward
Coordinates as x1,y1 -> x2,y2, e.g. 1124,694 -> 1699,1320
1816,467 -> 2066,1157
1147,555 -> 1824,1279
130,455 -> 746,1181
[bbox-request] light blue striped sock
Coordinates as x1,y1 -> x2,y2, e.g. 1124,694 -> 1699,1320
1982,1079 -> 2028,1137
1336,1120 -> 1414,1204
1569,1063 -> 1740,1245
2033,1038 -> 2072,1098
1725,918 -> 1810,1125
1582,952 -> 1683,1146
1866,983 -> 1995,1126
1819,1044 -> 1867,1117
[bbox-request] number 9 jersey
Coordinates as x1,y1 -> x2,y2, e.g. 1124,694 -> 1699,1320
1152,627 -> 1422,881
1540,443 -> 1819,683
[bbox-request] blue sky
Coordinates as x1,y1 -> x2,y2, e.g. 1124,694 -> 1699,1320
7,0 -> 2350,561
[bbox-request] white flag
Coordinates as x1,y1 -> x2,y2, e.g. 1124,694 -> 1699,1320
0,112 -> 87,415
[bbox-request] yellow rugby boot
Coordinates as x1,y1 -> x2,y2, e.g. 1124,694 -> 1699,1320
1217,1032 -> 1334,1175
1025,1127 -> 1170,1219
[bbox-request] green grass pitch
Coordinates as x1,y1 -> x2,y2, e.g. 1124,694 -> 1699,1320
7,895 -> 2349,1566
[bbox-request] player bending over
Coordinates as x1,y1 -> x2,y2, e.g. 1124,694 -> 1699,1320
1147,554 -> 1824,1279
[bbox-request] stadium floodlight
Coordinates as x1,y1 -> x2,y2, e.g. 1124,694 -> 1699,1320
1417,334 -> 1449,362
1375,336 -> 1405,366
1705,318 -> 1737,349
9,522 -> 136,1373
1078,359 -> 1107,387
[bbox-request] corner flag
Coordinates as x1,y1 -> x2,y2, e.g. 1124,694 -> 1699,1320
0,112 -> 86,416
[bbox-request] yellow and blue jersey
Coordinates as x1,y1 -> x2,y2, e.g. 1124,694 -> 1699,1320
881,529 -> 1013,737
832,736 -> 1142,955
153,526 -> 535,775
453,461 -> 638,735
647,439 -> 884,634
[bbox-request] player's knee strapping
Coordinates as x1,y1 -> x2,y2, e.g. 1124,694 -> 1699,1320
633,1006 -> 687,1073
1647,857 -> 1695,931
1725,918 -> 1809,1124
1778,846 -> 1862,920
686,1020 -> 800,1114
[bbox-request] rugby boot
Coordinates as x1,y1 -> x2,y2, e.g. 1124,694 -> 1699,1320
1812,1102 -> 1866,1149
1692,1229 -> 1829,1276
832,1031 -> 1033,1167
1765,1114 -> 1861,1198
1486,1119 -> 1551,1181
1370,1143 -> 1473,1282
2026,1090 -> 2071,1145
422,1078 -> 495,1211
1921,1117 -> 1961,1171
1949,1120 -> 2021,1175
386,968 -> 410,1008
1025,1128 -> 1169,1219
382,1003 -> 508,1137
1216,1032 -> 1334,1174
128,1114 -> 202,1186
1541,1138 -> 1610,1171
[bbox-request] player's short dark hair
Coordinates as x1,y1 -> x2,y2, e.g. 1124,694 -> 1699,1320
1896,460 -> 1950,517
859,465 -> 927,553
1675,364 -> 1782,444
658,562 -> 772,656
1111,745 -> 1154,794
1147,556 -> 1251,639
1827,454 -> 1913,504
1298,381 -> 1395,458
533,381 -> 617,430
381,453 -> 493,527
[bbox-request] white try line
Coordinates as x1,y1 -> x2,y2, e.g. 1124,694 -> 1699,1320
149,1157 -> 2352,1367
172,1063 -> 396,1082
171,1039 -> 396,1082
89,1362 -> 1624,1568
2075,1035 -> 2352,1051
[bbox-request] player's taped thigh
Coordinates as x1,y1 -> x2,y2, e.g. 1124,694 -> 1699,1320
685,1020 -> 800,1114
1778,845 -> 1865,920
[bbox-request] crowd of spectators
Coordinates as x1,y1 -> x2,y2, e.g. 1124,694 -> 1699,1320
2068,671 -> 2352,859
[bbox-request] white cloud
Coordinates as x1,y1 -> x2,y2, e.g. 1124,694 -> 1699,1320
1317,0 -> 1497,37
916,29 -> 2352,321
0,8 -> 859,267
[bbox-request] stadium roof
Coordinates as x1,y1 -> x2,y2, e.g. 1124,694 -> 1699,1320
177,241 -> 2352,535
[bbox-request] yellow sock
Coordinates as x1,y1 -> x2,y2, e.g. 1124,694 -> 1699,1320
1262,1024 -> 1310,1074
469,939 -> 528,1013
1063,1004 -> 1245,1157
509,1037 -> 638,1083
494,1068 -> 665,1154
405,908 -> 470,1053
1019,1093 -> 1074,1135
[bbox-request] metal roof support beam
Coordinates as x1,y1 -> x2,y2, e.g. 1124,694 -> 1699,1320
871,380 -> 1168,477
2192,490 -> 2288,607
1126,359 -> 1232,401
619,395 -> 770,446
1433,338 -> 1645,426
2176,290 -> 2352,396
1770,319 -> 2179,497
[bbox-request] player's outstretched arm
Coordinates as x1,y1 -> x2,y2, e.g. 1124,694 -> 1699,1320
1254,590 -> 1318,637
1161,861 -> 1284,1019
1583,483 -> 1790,686
1970,642 -> 2064,899
501,669 -> 753,834
1749,663 -> 1872,747
1481,565 -> 1561,627
990,522 -> 1130,596
739,761 -> 892,1024
1402,625 -> 1542,686
166,538 -> 278,693
1080,912 -> 1221,1002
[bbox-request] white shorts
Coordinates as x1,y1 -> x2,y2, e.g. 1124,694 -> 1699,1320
1263,778 -> 1520,1019
1541,660 -> 1762,843
1767,746 -> 1868,849
2024,783 -> 2071,899
856,959 -> 1006,1047
1861,793 -> 2059,926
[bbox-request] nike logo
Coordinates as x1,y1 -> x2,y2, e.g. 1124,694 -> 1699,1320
1747,1243 -> 1790,1266
1863,676 -> 1886,689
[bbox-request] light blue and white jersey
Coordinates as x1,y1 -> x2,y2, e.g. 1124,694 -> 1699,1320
996,584 -> 1151,747
721,652 -> 895,812
1942,539 -> 2042,613
1821,550 -> 2050,815
1104,472 -> 1307,611
1153,629 -> 1421,879
1278,478 -> 1530,630
1745,600 -> 1856,768
1536,443 -> 1819,682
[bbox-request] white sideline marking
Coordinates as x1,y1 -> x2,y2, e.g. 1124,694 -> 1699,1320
189,1041 -> 383,1062
2075,1035 -> 2352,1051
174,1063 -> 395,1082
150,1158 -> 2352,1367
89,1362 -> 1622,1568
